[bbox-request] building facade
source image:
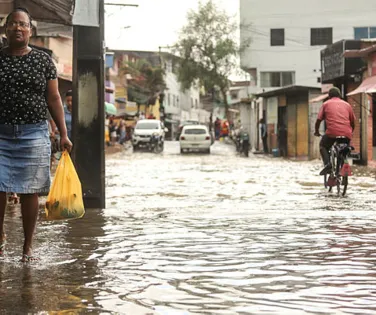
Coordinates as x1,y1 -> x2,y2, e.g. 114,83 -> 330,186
344,44 -> 376,166
240,0 -> 376,94
256,86 -> 322,160
107,50 -> 208,139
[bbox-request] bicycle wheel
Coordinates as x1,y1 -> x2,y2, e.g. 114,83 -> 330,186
328,148 -> 337,193
335,150 -> 342,196
342,176 -> 348,196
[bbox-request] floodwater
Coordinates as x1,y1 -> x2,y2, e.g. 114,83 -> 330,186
1,141 -> 376,315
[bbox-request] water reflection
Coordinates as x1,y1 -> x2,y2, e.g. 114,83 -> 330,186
0,142 -> 376,314
0,207 -> 108,313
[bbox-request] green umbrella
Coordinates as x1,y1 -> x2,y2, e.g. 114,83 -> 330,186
105,102 -> 117,115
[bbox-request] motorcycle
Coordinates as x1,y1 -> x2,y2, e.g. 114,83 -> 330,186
149,132 -> 164,153
236,131 -> 250,157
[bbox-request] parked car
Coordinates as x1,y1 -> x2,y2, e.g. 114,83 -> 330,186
132,119 -> 167,151
180,125 -> 211,154
176,120 -> 200,140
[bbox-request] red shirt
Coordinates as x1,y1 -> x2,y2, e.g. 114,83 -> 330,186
317,97 -> 356,140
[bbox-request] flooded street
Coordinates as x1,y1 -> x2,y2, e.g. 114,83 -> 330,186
1,141 -> 376,314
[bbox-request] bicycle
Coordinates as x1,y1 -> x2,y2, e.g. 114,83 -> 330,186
323,136 -> 354,196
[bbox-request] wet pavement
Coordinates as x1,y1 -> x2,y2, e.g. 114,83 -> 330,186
1,141 -> 376,314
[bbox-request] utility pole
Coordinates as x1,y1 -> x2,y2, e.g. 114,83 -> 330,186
72,0 -> 106,209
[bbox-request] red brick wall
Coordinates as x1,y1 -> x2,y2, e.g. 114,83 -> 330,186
368,113 -> 373,162
347,82 -> 361,153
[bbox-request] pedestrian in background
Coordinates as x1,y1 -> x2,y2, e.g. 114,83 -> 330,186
214,117 -> 221,140
259,118 -> 268,154
118,118 -> 127,145
109,117 -> 117,145
64,90 -> 73,139
0,7 -> 72,262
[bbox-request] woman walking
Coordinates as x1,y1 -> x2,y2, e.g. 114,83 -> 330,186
0,8 -> 72,262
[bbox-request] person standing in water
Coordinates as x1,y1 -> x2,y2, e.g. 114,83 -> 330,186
0,8 -> 72,262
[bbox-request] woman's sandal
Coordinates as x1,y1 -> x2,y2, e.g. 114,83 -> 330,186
8,193 -> 20,205
20,254 -> 39,263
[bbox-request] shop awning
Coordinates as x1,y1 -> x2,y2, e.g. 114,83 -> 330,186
309,94 -> 328,103
0,0 -> 74,25
347,76 -> 376,96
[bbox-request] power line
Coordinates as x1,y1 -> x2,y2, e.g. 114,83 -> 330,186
241,7 -> 376,19
104,3 -> 138,7
105,2 -> 138,18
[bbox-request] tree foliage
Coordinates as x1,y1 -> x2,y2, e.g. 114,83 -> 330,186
174,0 -> 243,115
121,58 -> 165,105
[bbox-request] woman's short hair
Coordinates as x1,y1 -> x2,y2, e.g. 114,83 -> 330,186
6,7 -> 32,25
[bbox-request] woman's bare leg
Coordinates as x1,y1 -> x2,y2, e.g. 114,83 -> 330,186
0,192 -> 7,254
20,193 -> 39,261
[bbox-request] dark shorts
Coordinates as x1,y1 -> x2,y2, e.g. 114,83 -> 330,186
0,121 -> 51,194
320,135 -> 350,150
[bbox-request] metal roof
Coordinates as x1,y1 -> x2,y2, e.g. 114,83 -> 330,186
35,21 -> 72,37
0,0 -> 74,25
255,85 -> 321,98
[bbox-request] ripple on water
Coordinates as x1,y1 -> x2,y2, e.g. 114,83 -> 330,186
2,142 -> 376,314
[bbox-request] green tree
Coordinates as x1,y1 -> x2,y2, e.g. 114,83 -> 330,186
121,58 -> 165,107
174,0 -> 245,118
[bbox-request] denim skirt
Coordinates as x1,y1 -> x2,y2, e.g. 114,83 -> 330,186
0,121 -> 51,194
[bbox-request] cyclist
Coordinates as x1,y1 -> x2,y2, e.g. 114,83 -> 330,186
314,87 -> 356,175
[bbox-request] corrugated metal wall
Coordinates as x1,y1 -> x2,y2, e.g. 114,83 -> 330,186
309,90 -> 325,160
0,0 -> 74,25
287,103 -> 297,157
296,100 -> 309,158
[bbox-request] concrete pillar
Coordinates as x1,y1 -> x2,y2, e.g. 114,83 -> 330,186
72,0 -> 106,209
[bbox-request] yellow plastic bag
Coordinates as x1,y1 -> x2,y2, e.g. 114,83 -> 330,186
45,151 -> 85,220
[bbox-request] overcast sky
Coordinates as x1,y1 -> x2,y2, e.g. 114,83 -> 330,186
105,0 -> 239,52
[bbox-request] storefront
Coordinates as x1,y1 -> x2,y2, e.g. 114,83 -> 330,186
256,86 -> 321,160
321,40 -> 365,162
344,45 -> 376,166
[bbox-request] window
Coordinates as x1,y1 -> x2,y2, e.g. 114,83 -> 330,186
311,28 -> 332,46
271,29 -> 285,46
231,91 -> 239,100
166,60 -> 173,73
195,99 -> 198,109
354,27 -> 376,39
371,28 -> 376,38
173,95 -> 176,107
184,128 -> 207,135
260,71 -> 295,88
167,93 -> 170,106
191,97 -> 194,108
136,122 -> 159,130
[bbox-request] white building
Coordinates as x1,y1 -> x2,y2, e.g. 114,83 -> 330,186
162,56 -> 210,138
240,0 -> 376,94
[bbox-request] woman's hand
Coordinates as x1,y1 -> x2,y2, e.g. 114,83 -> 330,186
60,136 -> 73,152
